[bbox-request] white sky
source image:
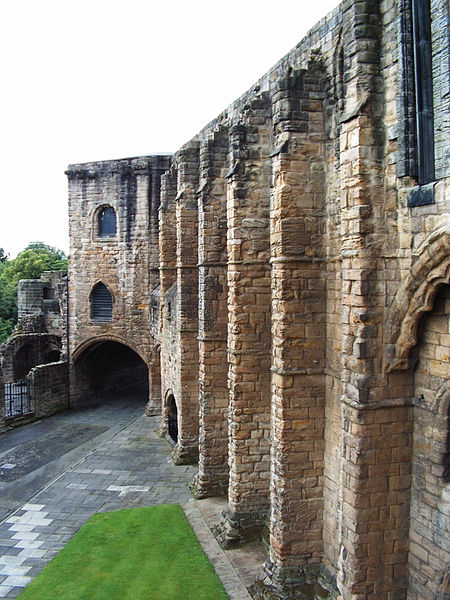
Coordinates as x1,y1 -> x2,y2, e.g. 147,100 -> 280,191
0,0 -> 339,259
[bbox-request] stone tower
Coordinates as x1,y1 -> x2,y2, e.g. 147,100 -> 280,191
66,155 -> 171,406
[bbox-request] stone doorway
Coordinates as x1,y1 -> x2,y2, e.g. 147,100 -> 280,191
71,340 -> 149,408
168,395 -> 178,443
13,344 -> 34,381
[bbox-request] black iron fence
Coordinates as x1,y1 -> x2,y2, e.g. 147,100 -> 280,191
4,380 -> 33,419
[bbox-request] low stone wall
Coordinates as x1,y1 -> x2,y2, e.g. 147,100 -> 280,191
0,367 -> 5,432
0,333 -> 62,383
29,361 -> 69,418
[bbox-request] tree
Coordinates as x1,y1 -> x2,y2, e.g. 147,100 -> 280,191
0,317 -> 13,342
0,242 -> 68,344
1,242 -> 67,286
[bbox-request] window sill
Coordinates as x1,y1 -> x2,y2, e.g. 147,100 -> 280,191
407,182 -> 435,207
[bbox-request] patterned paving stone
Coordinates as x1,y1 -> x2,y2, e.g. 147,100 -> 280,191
0,413 -> 198,599
0,407 -> 265,599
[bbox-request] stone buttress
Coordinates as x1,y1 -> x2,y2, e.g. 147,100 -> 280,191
218,93 -> 273,545
191,128 -> 230,497
64,1 -> 450,598
159,165 -> 178,433
174,143 -> 201,464
325,3 -> 413,599
256,62 -> 329,598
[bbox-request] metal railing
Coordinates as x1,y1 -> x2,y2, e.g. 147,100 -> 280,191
4,380 -> 33,419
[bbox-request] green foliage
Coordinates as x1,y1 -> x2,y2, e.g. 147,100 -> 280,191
1,242 -> 67,286
0,317 -> 14,342
17,504 -> 228,600
0,242 -> 68,344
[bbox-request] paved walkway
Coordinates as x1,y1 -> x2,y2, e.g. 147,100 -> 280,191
0,405 -> 264,599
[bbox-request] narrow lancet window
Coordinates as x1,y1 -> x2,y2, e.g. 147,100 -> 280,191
411,0 -> 435,185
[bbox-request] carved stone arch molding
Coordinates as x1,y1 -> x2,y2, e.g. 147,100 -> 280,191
384,224 -> 450,372
434,565 -> 450,600
72,334 -> 148,365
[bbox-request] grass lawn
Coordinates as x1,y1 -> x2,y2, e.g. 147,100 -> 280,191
17,504 -> 228,600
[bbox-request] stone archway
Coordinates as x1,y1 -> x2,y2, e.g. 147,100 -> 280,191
167,394 -> 178,443
385,226 -> 450,373
13,344 -> 34,381
71,338 -> 149,408
0,333 -> 62,383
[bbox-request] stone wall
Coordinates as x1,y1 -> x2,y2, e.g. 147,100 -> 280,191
408,285 -> 449,600
28,361 -> 69,419
67,0 -> 450,597
17,271 -> 67,339
0,270 -> 68,427
155,0 -> 449,595
0,334 -> 62,383
0,366 -> 4,432
17,280 -> 44,318
66,156 -> 170,406
192,128 -> 230,497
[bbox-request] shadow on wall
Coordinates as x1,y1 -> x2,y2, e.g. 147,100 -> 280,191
167,395 -> 178,443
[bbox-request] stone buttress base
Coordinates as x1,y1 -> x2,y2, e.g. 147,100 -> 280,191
214,506 -> 269,548
189,472 -> 228,499
249,560 -> 340,600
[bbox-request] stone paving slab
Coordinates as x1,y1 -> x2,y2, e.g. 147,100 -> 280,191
183,500 -> 256,600
0,414 -> 197,598
0,410 -> 266,599
0,397 -> 147,523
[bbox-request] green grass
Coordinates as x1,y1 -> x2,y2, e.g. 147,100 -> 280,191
17,504 -> 228,600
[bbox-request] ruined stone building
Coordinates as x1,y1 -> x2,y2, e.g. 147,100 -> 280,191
0,271 -> 68,422
3,0 -> 449,597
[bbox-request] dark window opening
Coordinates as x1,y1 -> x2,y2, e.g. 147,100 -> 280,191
43,286 -> 54,300
98,206 -> 117,237
46,350 -> 61,363
91,283 -> 113,321
13,344 -> 34,381
399,0 -> 435,203
168,395 -> 178,443
411,0 -> 435,186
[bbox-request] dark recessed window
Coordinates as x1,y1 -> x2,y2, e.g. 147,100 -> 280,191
399,0 -> 435,206
43,286 -> 54,299
411,0 -> 434,186
98,206 -> 116,237
91,282 -> 113,321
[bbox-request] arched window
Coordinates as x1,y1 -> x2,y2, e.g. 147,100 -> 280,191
98,206 -> 116,238
91,282 -> 113,321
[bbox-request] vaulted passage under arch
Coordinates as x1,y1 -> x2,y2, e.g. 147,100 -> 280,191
71,341 -> 149,408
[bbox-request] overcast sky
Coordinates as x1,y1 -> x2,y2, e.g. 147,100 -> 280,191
0,0 -> 339,259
